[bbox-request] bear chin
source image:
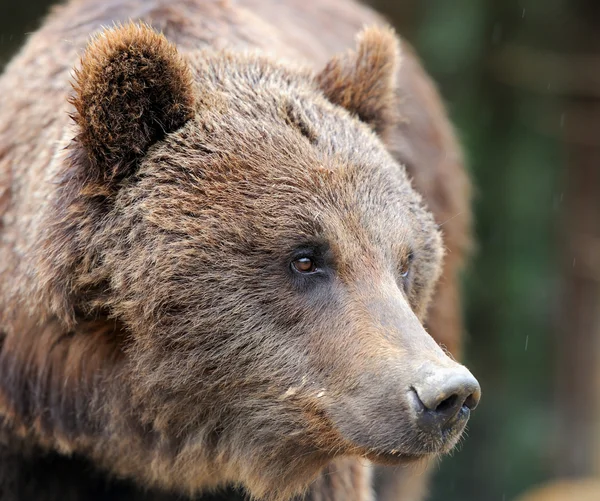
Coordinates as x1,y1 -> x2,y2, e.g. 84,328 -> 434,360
350,418 -> 468,467
364,450 -> 429,466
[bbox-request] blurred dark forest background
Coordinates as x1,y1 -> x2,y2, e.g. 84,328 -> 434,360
1,1 -> 599,500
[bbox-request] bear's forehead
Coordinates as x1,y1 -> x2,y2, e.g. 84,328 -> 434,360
139,126 -> 417,250
143,93 -> 416,213
148,114 -> 411,211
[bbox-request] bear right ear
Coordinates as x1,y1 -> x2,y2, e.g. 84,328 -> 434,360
70,23 -> 196,183
316,26 -> 400,135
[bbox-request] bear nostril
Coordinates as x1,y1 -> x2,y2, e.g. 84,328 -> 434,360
434,394 -> 459,414
463,391 -> 480,411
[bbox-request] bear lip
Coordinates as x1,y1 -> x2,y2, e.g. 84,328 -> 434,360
352,414 -> 469,466
362,449 -> 430,466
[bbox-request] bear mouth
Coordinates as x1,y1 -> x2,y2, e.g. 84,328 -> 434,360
363,449 -> 429,466
353,418 -> 468,466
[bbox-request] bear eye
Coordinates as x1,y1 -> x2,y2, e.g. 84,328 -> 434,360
400,252 -> 414,279
291,257 -> 318,274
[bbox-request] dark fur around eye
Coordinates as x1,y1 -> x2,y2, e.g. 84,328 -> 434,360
287,243 -> 332,287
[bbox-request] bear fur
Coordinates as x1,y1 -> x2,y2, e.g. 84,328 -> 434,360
0,1 -> 472,500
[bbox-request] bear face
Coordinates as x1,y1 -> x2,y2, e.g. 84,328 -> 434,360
29,23 -> 480,501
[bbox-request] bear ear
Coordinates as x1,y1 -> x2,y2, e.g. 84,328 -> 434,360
70,23 -> 196,182
316,26 -> 401,134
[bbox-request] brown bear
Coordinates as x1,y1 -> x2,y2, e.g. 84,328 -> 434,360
0,1 -> 479,501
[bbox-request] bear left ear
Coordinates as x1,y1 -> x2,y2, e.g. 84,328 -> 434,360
70,23 -> 196,182
316,26 -> 400,134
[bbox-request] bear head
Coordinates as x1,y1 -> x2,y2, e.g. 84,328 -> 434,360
27,23 -> 480,501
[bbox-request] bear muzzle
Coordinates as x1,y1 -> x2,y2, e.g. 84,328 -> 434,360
324,284 -> 481,464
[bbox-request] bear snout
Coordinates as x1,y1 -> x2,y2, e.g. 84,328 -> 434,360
327,363 -> 480,464
322,286 -> 481,462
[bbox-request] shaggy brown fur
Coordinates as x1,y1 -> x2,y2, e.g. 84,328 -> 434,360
0,1 -> 474,501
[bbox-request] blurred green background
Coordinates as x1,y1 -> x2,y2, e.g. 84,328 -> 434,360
1,1 -> 599,500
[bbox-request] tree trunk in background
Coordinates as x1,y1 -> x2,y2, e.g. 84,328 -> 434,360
558,105 -> 600,477
556,0 -> 600,479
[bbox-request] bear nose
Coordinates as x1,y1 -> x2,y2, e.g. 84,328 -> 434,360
411,371 -> 481,432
